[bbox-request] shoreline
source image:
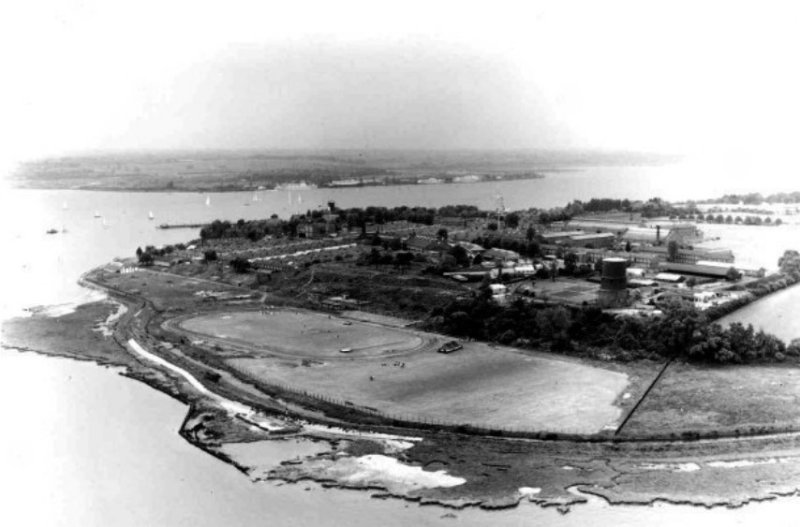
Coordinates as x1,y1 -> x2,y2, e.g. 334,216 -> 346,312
8,271 -> 800,512
7,173 -> 546,194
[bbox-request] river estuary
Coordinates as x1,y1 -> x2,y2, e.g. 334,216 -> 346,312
3,163 -> 800,525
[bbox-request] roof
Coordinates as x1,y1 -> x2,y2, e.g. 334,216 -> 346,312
655,272 -> 684,282
483,248 -> 520,260
540,230 -> 585,239
569,233 -> 616,241
696,260 -> 737,269
456,241 -> 485,252
658,262 -> 735,278
404,236 -> 436,250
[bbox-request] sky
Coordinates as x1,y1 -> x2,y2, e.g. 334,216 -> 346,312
3,0 -> 800,172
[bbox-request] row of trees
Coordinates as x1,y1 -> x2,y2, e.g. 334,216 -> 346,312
708,192 -> 800,205
698,214 -> 782,226
199,205 -> 491,241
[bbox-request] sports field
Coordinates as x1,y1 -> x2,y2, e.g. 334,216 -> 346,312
179,310 -> 430,358
178,309 -> 635,434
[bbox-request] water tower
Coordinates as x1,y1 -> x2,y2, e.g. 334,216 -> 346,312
598,257 -> 630,308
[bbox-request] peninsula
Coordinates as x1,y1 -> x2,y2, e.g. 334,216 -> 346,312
5,196 -> 800,511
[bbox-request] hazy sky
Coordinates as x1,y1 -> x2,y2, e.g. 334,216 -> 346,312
3,0 -> 800,170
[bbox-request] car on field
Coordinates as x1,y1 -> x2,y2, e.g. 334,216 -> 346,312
437,340 -> 463,354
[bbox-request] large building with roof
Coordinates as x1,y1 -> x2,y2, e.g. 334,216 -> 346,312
657,262 -> 738,279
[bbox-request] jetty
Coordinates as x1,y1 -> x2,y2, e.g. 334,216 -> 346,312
157,223 -> 205,230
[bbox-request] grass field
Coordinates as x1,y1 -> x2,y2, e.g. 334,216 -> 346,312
177,309 -> 635,434
180,310 -> 430,358
621,361 -> 800,437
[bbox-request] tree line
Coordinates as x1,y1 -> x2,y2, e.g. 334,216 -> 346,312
199,204 -> 490,241
426,290 -> 799,364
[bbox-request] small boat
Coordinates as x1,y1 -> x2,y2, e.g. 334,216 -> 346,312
46,228 -> 59,235
94,211 -> 101,218
148,211 -> 155,220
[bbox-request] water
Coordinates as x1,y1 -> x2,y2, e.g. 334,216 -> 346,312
4,164 -> 800,525
717,284 -> 800,343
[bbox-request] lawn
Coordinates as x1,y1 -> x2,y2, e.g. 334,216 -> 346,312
179,309 -> 430,358
177,309 -> 636,434
620,361 -> 800,437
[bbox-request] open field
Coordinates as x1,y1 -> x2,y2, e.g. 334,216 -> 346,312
529,278 -> 601,305
96,267 -> 254,310
621,361 -> 800,437
179,310 -> 430,358
174,309 -> 638,434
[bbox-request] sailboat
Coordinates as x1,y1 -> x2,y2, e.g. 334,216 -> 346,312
148,211 -> 155,220
62,201 -> 68,210
102,217 -> 109,229
252,192 -> 259,202
205,195 -> 211,206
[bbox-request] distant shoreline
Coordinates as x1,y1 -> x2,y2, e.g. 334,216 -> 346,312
8,172 -> 548,193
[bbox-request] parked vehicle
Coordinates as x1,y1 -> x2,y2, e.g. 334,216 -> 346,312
437,340 -> 463,354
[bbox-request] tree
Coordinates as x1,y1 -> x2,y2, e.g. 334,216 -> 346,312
624,240 -> 632,252
563,252 -> 578,275
437,228 -> 449,242
230,257 -> 251,273
138,251 -> 154,266
395,251 -> 414,272
778,250 -> 800,274
726,267 -> 742,281
487,222 -> 498,231
526,226 -> 536,242
203,250 -> 218,262
136,247 -> 143,258
367,247 -> 382,266
449,245 -> 470,267
505,213 -> 520,229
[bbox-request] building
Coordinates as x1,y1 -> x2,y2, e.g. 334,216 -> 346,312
637,246 -> 734,264
654,272 -> 685,283
489,283 -> 508,303
539,230 -> 586,244
404,235 -> 431,252
482,248 -> 521,261
455,241 -> 485,258
597,257 -> 630,308
621,226 -> 669,245
657,262 -> 737,279
565,232 -> 616,249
